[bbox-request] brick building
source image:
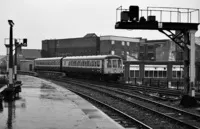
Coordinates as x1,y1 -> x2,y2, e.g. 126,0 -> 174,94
42,33 -> 100,57
41,33 -> 200,62
41,33 -> 142,61
99,36 -> 141,60
139,39 -> 176,61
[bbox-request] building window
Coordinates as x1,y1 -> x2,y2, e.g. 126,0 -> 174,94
111,50 -> 115,55
122,51 -> 124,55
127,42 -> 130,46
127,51 -> 129,55
111,41 -> 115,45
130,70 -> 140,78
122,41 -> 125,46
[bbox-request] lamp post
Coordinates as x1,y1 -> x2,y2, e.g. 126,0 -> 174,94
8,20 -> 14,88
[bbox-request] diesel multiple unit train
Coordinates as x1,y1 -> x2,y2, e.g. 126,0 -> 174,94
34,55 -> 124,81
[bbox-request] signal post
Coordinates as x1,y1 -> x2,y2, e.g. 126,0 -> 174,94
115,6 -> 199,107
1,20 -> 27,101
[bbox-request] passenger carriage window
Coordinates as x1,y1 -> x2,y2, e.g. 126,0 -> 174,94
94,60 -> 97,67
73,61 -> 75,66
145,71 -> 149,77
92,61 -> 94,67
113,60 -> 117,68
154,71 -> 158,78
118,60 -> 122,68
107,60 -> 111,68
78,61 -> 80,66
97,61 -> 100,67
82,61 -> 84,66
149,71 -> 153,77
163,71 -> 167,77
87,61 -> 89,66
72,61 -> 74,66
70,61 -> 73,66
89,60 -> 92,67
159,71 -> 162,77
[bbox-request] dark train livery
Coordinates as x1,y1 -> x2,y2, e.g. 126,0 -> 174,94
34,55 -> 123,81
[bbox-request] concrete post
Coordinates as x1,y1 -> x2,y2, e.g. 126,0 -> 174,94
189,30 -> 197,97
8,22 -> 14,88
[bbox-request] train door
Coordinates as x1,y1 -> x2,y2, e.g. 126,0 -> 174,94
29,64 -> 32,71
104,59 -> 112,74
112,59 -> 118,73
101,59 -> 104,73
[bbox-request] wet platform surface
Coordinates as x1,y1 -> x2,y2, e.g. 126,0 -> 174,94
0,75 -> 124,129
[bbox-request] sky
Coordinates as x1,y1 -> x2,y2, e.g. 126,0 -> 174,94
0,0 -> 200,55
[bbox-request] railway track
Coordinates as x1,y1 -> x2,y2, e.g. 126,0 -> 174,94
45,76 -> 200,129
78,78 -> 184,97
26,70 -> 184,97
70,89 -> 152,129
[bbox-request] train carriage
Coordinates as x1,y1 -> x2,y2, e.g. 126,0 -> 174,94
62,55 -> 123,81
34,57 -> 63,72
33,55 -> 123,81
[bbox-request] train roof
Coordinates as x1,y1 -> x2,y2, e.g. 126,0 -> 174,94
34,55 -> 122,61
62,55 -> 122,60
34,57 -> 63,61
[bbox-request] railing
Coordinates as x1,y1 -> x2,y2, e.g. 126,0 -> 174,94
116,6 -> 199,23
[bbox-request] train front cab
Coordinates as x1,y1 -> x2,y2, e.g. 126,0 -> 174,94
103,57 -> 123,81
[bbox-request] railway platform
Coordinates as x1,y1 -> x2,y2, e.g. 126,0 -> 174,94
0,75 -> 125,129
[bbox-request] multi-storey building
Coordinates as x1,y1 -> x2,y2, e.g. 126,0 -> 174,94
41,33 -> 142,61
